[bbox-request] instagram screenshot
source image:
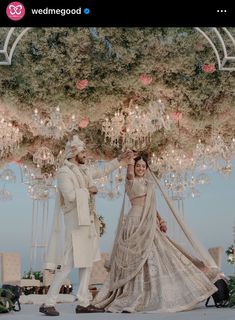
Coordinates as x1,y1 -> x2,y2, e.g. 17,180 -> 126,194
0,0 -> 234,318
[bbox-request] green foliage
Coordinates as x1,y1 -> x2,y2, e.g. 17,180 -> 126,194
97,215 -> 106,237
226,245 -> 234,265
0,288 -> 14,313
23,269 -> 43,282
228,276 -> 235,307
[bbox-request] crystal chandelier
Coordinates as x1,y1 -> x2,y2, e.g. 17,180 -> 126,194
31,106 -> 79,140
0,168 -> 16,183
93,161 -> 125,200
148,99 -> 172,130
20,163 -> 41,185
150,147 -> 210,200
18,161 -> 56,271
102,99 -> 171,150
0,117 -> 22,159
218,160 -> 232,178
150,147 -> 195,175
193,134 -> 235,176
0,167 -> 17,201
27,173 -> 56,200
0,188 -> 12,201
54,150 -> 65,170
96,177 -> 122,200
20,163 -> 56,200
150,133 -> 235,200
33,147 -> 55,167
161,171 -> 205,200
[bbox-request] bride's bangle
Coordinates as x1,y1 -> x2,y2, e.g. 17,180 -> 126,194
127,159 -> 135,165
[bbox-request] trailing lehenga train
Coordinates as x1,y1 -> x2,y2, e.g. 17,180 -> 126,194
93,175 -> 218,313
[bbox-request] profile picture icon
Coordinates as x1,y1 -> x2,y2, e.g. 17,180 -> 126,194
6,2 -> 25,21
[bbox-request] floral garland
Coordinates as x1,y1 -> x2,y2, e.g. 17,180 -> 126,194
97,215 -> 106,237
226,244 -> 235,265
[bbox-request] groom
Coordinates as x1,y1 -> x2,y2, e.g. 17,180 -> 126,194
40,135 -> 131,316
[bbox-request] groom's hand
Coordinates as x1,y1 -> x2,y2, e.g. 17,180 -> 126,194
117,149 -> 135,162
88,186 -> 98,195
160,220 -> 167,233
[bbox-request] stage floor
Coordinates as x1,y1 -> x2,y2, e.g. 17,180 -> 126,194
0,302 -> 234,320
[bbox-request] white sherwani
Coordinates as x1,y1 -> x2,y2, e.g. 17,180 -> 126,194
44,158 -> 121,307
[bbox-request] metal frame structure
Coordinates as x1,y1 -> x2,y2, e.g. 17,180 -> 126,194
195,28 -> 235,71
0,27 -> 31,65
0,27 -> 235,70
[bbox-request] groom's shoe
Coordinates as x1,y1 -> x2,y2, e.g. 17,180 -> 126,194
75,304 -> 105,313
39,304 -> 46,313
39,304 -> 60,316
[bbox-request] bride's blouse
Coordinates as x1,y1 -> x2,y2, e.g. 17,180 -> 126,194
125,177 -> 147,205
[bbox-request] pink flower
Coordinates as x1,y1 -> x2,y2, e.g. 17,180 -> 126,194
139,74 -> 153,85
78,117 -> 89,128
202,64 -> 216,73
76,79 -> 89,90
171,111 -> 182,122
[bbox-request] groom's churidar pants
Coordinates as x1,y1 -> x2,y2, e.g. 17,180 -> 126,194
45,242 -> 92,307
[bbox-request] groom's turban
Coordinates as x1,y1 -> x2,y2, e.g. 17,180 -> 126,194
64,135 -> 85,159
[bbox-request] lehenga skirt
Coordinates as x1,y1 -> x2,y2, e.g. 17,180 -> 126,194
93,205 -> 217,313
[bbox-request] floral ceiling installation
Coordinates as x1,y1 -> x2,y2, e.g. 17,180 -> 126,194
0,27 -> 234,173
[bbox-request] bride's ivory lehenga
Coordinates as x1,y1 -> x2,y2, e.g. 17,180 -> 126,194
93,176 -> 218,313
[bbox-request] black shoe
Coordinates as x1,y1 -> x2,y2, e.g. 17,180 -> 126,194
75,304 -> 105,313
39,304 -> 46,313
39,304 -> 60,316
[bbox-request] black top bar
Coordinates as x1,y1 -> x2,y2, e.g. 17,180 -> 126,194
0,0 -> 234,27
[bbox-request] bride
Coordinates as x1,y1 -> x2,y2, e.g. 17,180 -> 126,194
92,153 -> 220,313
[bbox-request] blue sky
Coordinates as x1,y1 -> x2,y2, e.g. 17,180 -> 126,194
0,161 -> 235,285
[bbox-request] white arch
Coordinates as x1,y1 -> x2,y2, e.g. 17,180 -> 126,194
195,28 -> 235,71
0,27 -> 31,65
1,27 -> 235,71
